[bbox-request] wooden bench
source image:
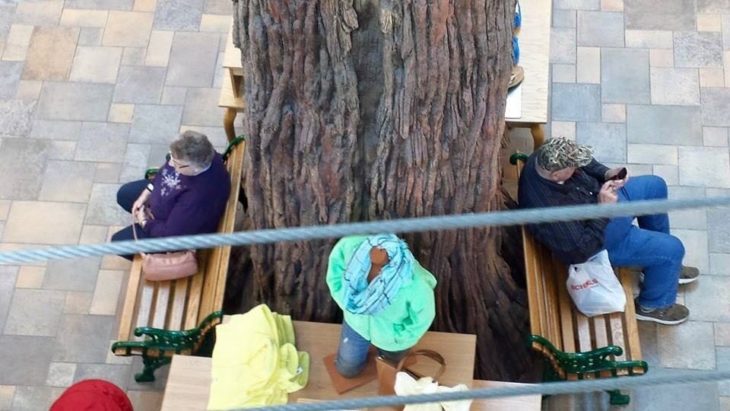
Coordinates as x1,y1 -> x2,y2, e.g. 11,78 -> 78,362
511,153 -> 647,406
111,136 -> 246,382
220,28 -> 245,141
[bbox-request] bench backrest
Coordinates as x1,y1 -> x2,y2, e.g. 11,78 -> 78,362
117,140 -> 245,341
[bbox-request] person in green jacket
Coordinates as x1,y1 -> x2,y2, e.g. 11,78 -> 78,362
326,234 -> 437,378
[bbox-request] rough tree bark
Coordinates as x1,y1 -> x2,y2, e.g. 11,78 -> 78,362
229,0 -> 531,380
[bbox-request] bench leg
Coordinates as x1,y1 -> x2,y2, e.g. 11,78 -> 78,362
607,389 -> 630,406
136,355 -> 172,382
224,108 -> 237,142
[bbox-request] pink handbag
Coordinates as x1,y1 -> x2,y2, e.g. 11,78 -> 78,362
132,217 -> 199,281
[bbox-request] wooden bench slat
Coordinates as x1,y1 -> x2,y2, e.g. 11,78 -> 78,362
620,269 -> 642,362
117,257 -> 144,341
135,283 -> 155,337
183,270 -> 205,330
169,279 -> 189,329
556,261 -> 576,353
543,249 -> 564,350
153,282 -> 172,329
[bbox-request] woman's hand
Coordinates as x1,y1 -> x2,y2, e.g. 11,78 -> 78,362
604,167 -> 630,188
132,189 -> 151,214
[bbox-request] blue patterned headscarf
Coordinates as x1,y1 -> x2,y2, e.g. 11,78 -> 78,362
342,234 -> 415,315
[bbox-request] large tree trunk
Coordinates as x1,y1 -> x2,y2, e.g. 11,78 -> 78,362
229,0 -> 531,380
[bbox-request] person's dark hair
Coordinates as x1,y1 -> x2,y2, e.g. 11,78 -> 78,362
169,131 -> 215,169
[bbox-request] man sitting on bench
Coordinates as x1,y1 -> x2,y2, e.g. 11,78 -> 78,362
518,137 -> 699,325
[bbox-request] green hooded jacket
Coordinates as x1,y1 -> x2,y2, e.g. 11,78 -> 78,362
326,236 -> 437,352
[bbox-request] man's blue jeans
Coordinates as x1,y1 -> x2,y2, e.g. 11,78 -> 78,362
603,175 -> 684,309
335,321 -> 409,378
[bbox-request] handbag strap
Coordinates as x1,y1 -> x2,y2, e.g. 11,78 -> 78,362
395,349 -> 447,380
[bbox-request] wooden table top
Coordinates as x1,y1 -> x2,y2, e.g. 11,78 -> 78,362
506,0 -> 551,124
161,320 -> 540,410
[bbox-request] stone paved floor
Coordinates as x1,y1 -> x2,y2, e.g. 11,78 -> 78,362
0,0 -> 728,410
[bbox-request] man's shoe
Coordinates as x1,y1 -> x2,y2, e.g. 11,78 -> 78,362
635,299 -> 689,325
679,265 -> 700,285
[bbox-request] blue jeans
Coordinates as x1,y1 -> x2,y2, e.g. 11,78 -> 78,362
111,180 -> 149,260
603,176 -> 684,309
335,321 -> 409,378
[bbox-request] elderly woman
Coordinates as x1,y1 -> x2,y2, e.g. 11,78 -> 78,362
326,234 -> 437,378
111,131 -> 230,258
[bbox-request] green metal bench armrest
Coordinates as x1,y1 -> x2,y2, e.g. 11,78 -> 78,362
529,334 -> 649,377
510,152 -> 528,165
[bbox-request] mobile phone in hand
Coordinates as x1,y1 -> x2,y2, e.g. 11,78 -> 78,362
608,167 -> 627,181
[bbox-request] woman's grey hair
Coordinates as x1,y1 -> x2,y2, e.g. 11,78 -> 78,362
536,137 -> 594,171
170,130 -> 215,169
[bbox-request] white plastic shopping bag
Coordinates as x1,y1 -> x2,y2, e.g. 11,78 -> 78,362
567,250 -> 626,317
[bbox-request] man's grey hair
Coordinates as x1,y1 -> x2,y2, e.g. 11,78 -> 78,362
536,137 -> 594,171
170,130 -> 215,169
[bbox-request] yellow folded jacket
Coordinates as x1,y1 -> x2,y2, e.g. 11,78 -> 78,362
207,304 -> 310,410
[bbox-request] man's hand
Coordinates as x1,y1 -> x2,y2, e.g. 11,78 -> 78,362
598,181 -> 619,204
604,167 -> 630,188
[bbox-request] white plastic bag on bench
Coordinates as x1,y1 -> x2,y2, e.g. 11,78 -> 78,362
567,250 -> 626,317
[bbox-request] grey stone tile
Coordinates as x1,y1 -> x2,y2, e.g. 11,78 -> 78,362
550,28 -> 576,64
0,266 -> 18,333
154,0 -> 205,30
576,122 -> 626,162
551,83 -> 601,121
0,385 -> 14,411
0,99 -> 35,137
43,257 -> 101,292
37,82 -> 114,122
629,144 -> 677,164
74,363 -> 131,390
205,0 -> 233,14
46,362 -> 76,387
69,46 -> 123,84
657,321 -> 715,369
75,122 -> 130,163
675,32 -> 723,68
678,146 -> 730,188
30,119 -> 82,140
577,11 -> 624,47
552,63 -> 576,82
12,386 -> 64,411
626,30 -> 674,49
701,88 -> 730,127
553,9 -> 576,28
0,336 -> 55,385
129,104 -> 183,144
78,27 -> 103,46
638,320 -> 660,364
182,88 -> 221,127
15,1 -> 63,26
3,289 -> 66,336
103,11 -> 153,48
48,140 -> 77,161
162,86 -> 188,105
554,0 -> 600,9
650,67 -> 700,105
54,314 -> 114,363
697,0 -> 730,13
167,32 -> 219,87
39,160 -> 96,202
85,183 -> 129,225
673,229 -> 710,274
718,347 -> 730,395
120,143 -> 151,182
668,186 -> 707,230
113,66 -> 166,104
0,6 -> 13,39
631,368 -> 721,411
625,0 -> 696,30
601,48 -> 650,103
627,105 -> 702,145
708,208 -> 730,252
685,276 -> 730,321
703,127 -> 728,146
0,61 -> 23,99
95,162 -> 122,183
710,253 -> 730,275
64,0 -> 133,9
3,201 -> 86,244
0,138 -> 50,200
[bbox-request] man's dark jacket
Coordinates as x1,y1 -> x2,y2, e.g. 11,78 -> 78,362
518,153 -> 611,265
